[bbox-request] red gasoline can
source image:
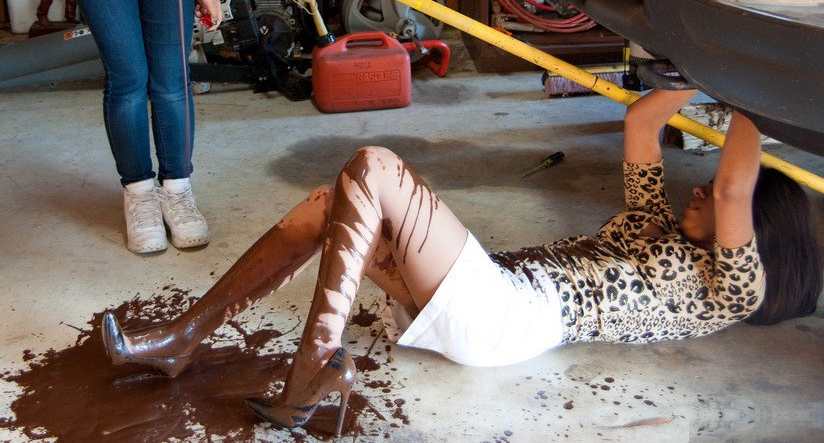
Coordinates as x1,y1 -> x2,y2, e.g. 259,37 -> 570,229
312,32 -> 411,113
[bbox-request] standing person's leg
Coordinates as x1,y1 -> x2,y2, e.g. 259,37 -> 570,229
79,0 -> 167,253
141,0 -> 195,182
247,146 -> 469,434
103,186 -> 335,376
80,0 -> 153,186
140,0 -> 210,248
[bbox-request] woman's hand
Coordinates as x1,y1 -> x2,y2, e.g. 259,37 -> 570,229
195,0 -> 222,31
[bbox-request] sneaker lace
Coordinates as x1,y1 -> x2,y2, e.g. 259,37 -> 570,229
166,190 -> 203,225
128,190 -> 163,230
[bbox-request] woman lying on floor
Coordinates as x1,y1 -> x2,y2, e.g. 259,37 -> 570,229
101,88 -> 821,436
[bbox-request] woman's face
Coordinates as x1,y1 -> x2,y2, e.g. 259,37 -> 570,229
681,181 -> 715,246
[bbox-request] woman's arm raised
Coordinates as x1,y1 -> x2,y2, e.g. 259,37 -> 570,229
712,111 -> 761,249
623,89 -> 697,164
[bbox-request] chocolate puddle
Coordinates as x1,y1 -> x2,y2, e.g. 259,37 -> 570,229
350,303 -> 380,327
0,290 -> 411,441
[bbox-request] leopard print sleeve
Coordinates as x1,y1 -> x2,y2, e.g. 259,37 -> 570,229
707,237 -> 766,321
623,161 -> 679,230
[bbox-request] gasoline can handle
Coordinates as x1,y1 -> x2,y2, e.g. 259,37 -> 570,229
336,31 -> 395,51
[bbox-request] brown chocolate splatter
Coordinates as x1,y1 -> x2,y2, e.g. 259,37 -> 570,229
226,319 -> 283,350
0,295 -> 283,442
364,380 -> 392,390
0,290 -> 412,441
354,356 -> 381,373
391,398 -> 410,425
350,303 -> 380,328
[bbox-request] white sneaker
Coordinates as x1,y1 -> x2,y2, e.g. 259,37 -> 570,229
158,178 -> 210,249
124,179 -> 167,253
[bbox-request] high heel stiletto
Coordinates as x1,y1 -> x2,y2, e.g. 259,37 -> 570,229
101,311 -> 192,377
246,347 -> 357,437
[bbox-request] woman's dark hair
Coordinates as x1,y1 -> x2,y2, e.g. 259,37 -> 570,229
746,167 -> 822,325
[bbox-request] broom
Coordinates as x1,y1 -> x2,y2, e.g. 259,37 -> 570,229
542,42 -> 648,97
542,64 -> 626,97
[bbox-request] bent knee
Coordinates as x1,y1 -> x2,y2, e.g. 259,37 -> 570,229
308,184 -> 334,199
352,146 -> 396,161
307,184 -> 334,215
343,146 -> 400,177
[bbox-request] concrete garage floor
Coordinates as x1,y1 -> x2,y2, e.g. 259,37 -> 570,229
1,27 -> 823,443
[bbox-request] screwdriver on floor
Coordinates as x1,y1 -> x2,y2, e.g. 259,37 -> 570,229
521,151 -> 565,179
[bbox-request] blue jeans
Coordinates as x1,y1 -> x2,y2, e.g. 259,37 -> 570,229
79,0 -> 196,186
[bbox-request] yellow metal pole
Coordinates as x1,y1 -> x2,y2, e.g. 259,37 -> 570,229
395,0 -> 824,193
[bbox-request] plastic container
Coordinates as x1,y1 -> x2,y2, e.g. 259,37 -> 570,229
312,32 -> 411,113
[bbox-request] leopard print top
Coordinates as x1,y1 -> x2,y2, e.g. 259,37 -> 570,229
490,161 -> 766,344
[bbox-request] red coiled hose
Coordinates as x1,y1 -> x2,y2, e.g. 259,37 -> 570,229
497,0 -> 597,33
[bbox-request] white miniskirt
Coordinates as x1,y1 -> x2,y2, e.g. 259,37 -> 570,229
379,232 -> 563,367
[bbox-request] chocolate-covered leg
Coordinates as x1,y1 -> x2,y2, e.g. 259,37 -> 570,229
103,186 -> 334,376
247,146 -> 469,433
282,146 -> 468,397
